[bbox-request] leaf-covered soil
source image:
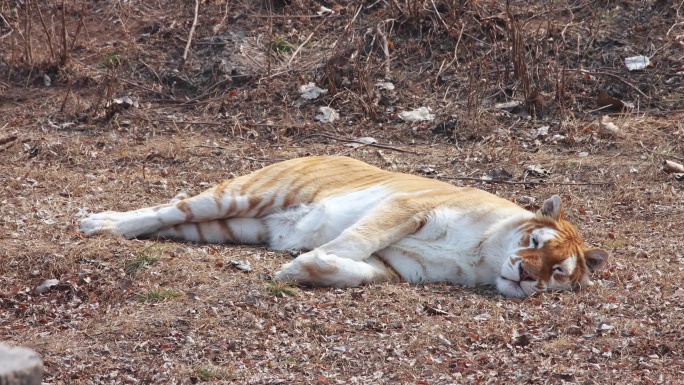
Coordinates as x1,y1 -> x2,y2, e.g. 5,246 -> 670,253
1,1 -> 683,384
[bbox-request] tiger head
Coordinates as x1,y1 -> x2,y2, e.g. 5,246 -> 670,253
496,195 -> 609,298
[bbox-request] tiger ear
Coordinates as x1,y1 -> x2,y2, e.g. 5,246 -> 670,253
540,195 -> 562,220
585,248 -> 609,272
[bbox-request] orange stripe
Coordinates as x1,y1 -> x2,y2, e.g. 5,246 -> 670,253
218,220 -> 235,242
254,195 -> 277,217
176,200 -> 194,221
194,223 -> 206,243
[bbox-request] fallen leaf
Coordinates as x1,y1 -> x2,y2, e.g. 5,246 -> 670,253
375,82 -> 395,90
399,107 -> 435,122
230,260 -> 252,272
662,160 -> 684,173
315,106 -> 339,123
599,116 -> 620,138
597,90 -> 634,110
625,55 -> 651,71
300,83 -> 328,100
345,137 -> 377,148
35,279 -> 59,294
524,165 -> 549,178
483,169 -> 513,181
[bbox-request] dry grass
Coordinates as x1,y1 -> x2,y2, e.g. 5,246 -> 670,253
1,0 -> 684,384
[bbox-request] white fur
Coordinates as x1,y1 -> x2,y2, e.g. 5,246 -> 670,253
268,190 -> 547,297
266,186 -> 390,251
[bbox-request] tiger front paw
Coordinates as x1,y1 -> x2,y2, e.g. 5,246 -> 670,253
274,250 -> 342,287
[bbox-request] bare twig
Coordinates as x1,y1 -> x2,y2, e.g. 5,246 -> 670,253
287,31 -> 315,67
0,11 -> 13,40
24,0 -> 34,64
0,135 -> 18,153
60,78 -> 72,113
295,134 -> 424,155
0,135 -> 18,146
286,16 -> 329,68
68,6 -> 86,53
266,1 -> 273,81
375,21 -> 391,78
638,141 -> 684,162
585,70 -> 649,99
435,22 -> 465,81
182,0 -> 200,63
32,0 -> 54,61
507,1 -> 532,111
71,59 -> 170,97
60,0 -> 67,64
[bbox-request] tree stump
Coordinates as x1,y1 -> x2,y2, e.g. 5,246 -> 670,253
0,344 -> 43,385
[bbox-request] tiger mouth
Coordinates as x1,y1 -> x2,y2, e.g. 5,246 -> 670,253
518,263 -> 535,282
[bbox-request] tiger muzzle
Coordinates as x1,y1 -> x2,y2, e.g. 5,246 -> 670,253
518,263 -> 534,281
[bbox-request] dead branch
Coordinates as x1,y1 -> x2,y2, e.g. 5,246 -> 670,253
375,21 -> 391,78
71,59 -> 170,97
32,0 -> 54,61
0,135 -> 19,153
431,175 -> 613,186
587,70 -> 649,99
182,0 -> 200,63
287,31 -> 314,67
60,0 -> 67,64
638,141 -> 684,162
507,1 -> 532,109
287,18 -> 328,67
435,22 -> 465,82
24,0 -> 34,64
60,78 -> 72,112
296,134 -> 424,155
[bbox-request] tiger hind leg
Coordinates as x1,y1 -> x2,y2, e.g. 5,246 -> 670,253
150,217 -> 269,244
79,180 -> 277,239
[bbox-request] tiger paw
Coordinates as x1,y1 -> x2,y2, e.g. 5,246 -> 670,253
78,212 -> 124,237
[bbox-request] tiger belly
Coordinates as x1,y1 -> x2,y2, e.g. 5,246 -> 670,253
265,185 -> 392,250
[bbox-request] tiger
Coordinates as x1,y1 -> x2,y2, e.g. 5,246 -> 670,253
78,156 -> 609,298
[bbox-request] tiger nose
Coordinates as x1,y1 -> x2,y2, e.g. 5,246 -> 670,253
519,262 -> 533,281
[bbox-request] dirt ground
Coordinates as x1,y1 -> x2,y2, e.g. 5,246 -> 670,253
1,0 -> 683,384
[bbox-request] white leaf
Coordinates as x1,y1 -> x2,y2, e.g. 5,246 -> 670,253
356,137 -> 377,144
345,137 -> 377,148
625,55 -> 650,71
375,82 -> 395,90
35,279 -> 59,294
230,260 -> 252,272
598,323 -> 614,331
317,6 -> 334,16
299,82 -> 328,100
473,313 -> 490,321
315,106 -> 339,123
399,107 -> 435,122
494,101 -> 522,110
599,116 -> 620,138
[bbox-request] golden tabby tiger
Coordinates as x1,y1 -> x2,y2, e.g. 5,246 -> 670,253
79,156 -> 608,297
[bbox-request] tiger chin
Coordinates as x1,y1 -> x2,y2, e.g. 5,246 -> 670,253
78,156 -> 609,298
